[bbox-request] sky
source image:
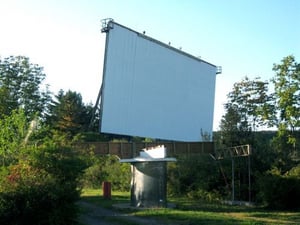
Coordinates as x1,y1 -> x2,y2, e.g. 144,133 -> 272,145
0,0 -> 299,131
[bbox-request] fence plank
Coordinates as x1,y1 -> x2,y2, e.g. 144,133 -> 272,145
74,142 -> 214,158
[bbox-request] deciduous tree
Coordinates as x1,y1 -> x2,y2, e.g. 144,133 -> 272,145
0,109 -> 27,166
0,56 -> 51,119
271,55 -> 300,141
219,77 -> 271,147
269,55 -> 300,171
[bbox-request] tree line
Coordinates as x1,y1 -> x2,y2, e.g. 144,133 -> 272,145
218,55 -> 299,171
213,55 -> 300,208
0,56 -> 103,225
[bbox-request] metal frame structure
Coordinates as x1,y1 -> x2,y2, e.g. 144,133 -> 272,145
211,145 -> 251,204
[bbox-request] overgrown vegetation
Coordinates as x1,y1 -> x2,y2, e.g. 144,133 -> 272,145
80,155 -> 130,191
258,165 -> 300,209
0,56 -> 91,224
0,107 -> 89,224
216,55 -> 300,209
167,155 -> 223,201
0,145 -> 87,225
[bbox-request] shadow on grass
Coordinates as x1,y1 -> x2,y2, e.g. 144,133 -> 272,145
171,198 -> 254,212
80,193 -> 130,209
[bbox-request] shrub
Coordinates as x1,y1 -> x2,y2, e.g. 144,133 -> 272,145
187,188 -> 222,203
0,163 -> 72,225
30,145 -> 87,184
258,167 -> 300,209
81,155 -> 131,191
0,145 -> 87,225
167,155 -> 222,197
82,162 -> 107,189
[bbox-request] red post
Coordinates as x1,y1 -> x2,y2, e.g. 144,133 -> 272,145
102,181 -> 111,199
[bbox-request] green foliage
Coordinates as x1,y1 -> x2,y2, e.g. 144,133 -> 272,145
288,164 -> 300,177
267,55 -> 300,172
167,155 -> 223,198
0,56 -> 51,119
0,163 -> 58,225
219,77 -> 271,149
249,132 -> 277,179
218,56 -> 300,207
0,145 -> 88,225
30,145 -> 87,184
81,155 -> 130,191
224,76 -> 271,131
219,105 -> 251,147
0,109 -> 27,166
46,90 -> 93,139
270,129 -> 298,172
272,55 -> 300,131
258,167 -> 300,209
186,188 -> 222,203
73,132 -> 110,142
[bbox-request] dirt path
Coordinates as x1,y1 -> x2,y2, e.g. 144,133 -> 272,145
78,200 -> 162,225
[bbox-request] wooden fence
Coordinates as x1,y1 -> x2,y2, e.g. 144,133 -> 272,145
75,142 -> 214,159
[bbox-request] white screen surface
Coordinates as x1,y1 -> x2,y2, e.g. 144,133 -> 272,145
100,22 -> 217,142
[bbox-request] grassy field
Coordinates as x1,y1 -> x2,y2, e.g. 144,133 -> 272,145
81,189 -> 300,225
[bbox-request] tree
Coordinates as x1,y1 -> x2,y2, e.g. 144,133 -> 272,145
0,56 -> 51,119
215,56 -> 300,203
271,55 -> 300,141
269,55 -> 300,171
46,90 -> 92,138
226,76 -> 272,130
219,77 -> 271,147
0,109 -> 27,166
219,104 -> 244,147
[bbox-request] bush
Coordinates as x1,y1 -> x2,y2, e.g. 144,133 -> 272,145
81,155 -> 131,191
0,163 -> 74,225
82,162 -> 106,189
187,188 -> 222,203
167,155 -> 222,197
0,145 -> 87,225
258,167 -> 300,209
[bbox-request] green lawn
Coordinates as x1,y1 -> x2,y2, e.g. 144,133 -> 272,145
81,189 -> 300,225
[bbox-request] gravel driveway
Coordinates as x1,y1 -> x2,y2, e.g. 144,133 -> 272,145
78,200 -> 162,225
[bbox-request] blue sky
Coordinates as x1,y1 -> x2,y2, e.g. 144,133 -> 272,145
0,0 -> 299,130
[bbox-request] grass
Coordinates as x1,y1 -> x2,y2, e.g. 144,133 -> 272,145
80,189 -> 300,225
134,208 -> 300,225
81,188 -> 129,208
